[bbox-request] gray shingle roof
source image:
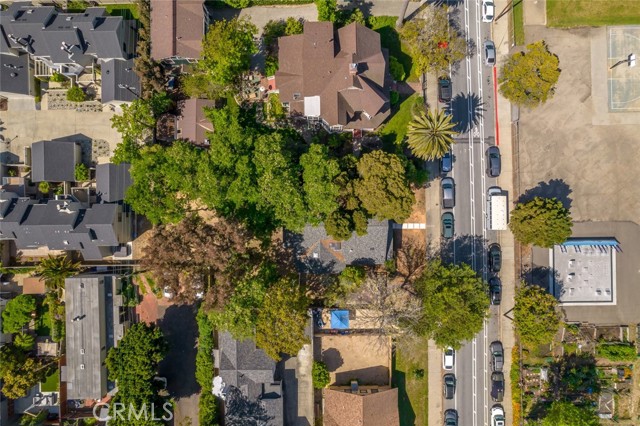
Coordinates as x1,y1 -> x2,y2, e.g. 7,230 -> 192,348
285,219 -> 393,274
101,59 -> 140,103
31,140 -> 80,182
0,53 -> 30,96
95,162 -> 132,202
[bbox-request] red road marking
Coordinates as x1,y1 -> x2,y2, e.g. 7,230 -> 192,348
493,66 -> 500,146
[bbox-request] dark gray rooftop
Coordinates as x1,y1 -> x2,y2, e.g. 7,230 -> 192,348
285,219 -> 393,274
31,140 -> 80,182
0,53 -> 30,96
101,59 -> 140,103
95,162 -> 132,202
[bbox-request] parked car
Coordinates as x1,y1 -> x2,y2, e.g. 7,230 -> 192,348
488,243 -> 502,272
491,405 -> 505,426
440,151 -> 453,174
490,341 -> 504,371
486,146 -> 501,177
483,40 -> 496,66
441,212 -> 455,239
491,372 -> 505,402
444,409 -> 458,426
438,77 -> 452,103
443,347 -> 455,370
441,177 -> 455,209
443,374 -> 456,399
489,277 -> 502,305
482,0 -> 495,22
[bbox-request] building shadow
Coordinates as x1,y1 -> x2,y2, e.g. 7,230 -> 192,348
391,354 -> 416,426
518,179 -> 573,210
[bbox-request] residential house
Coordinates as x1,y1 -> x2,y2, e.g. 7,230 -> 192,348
323,387 -> 400,426
285,220 -> 393,274
64,274 -> 129,400
275,22 -> 391,131
31,140 -> 81,182
176,98 -> 214,145
0,2 -> 137,102
150,0 -> 210,65
95,162 -> 132,203
215,332 -> 283,425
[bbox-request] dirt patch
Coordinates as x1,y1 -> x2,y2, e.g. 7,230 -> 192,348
405,187 -> 426,224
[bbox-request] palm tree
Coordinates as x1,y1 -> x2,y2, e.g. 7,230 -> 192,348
406,109 -> 457,161
35,255 -> 81,296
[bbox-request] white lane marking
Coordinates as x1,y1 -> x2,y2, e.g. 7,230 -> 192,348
472,338 -> 478,426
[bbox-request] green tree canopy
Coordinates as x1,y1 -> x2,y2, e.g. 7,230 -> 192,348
35,255 -> 81,295
514,285 -> 562,348
499,41 -> 561,108
300,144 -> 341,224
413,260 -> 489,349
541,401 -> 599,426
509,197 -> 572,247
198,18 -> 257,87
401,5 -> 468,75
74,163 -> 90,181
407,109 -> 457,160
316,0 -> 337,22
354,150 -> 415,223
312,361 -> 330,389
2,294 -> 36,334
110,91 -> 172,142
0,344 -> 51,399
13,332 -> 36,351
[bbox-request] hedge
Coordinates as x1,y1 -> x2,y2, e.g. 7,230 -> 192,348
196,307 -> 218,426
596,342 -> 638,362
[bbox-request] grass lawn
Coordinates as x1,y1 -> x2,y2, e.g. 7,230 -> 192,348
105,4 -> 140,21
513,0 -> 524,46
41,369 -> 60,392
368,16 -> 419,82
547,0 -> 640,27
380,93 -> 423,147
35,300 -> 51,337
392,340 -> 429,426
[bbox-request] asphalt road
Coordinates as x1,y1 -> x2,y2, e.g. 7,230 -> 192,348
438,1 -> 503,425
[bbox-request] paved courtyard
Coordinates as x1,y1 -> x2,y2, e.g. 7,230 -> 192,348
517,26 -> 640,223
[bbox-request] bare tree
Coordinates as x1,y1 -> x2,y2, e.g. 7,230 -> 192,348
395,239 -> 428,288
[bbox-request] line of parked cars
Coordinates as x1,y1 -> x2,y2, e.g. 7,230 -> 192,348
490,340 -> 505,425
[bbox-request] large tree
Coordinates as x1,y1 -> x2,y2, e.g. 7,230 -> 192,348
514,285 -> 562,348
197,17 -> 257,87
541,401 -> 599,426
255,277 -> 310,360
2,294 -> 36,334
407,109 -> 457,160
354,150 -> 415,223
110,91 -> 172,142
401,5 -> 468,76
499,41 -> 561,108
0,344 -> 51,399
413,260 -> 489,349
35,255 -> 81,296
300,144 -> 341,225
510,197 -> 572,247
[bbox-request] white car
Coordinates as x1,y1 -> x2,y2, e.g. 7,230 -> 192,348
491,405 -> 505,426
482,0 -> 495,22
443,347 -> 455,370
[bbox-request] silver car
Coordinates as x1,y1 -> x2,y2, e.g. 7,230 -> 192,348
490,341 -> 504,371
486,146 -> 501,177
484,40 -> 496,67
441,177 -> 455,209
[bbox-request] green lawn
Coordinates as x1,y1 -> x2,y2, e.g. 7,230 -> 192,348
41,369 -> 60,392
547,0 -> 640,27
368,16 -> 419,82
105,4 -> 140,21
513,0 -> 524,46
380,94 -> 423,147
35,300 -> 51,337
392,340 -> 429,426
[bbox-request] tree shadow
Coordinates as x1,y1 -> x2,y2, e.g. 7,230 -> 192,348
438,233 -> 488,272
321,347 -> 345,372
547,353 -> 600,401
518,179 -> 573,210
449,92 -> 485,133
520,265 -> 555,292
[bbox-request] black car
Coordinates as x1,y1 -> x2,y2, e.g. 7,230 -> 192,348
489,277 -> 502,305
444,409 -> 458,426
443,374 -> 456,399
440,151 -> 453,174
490,341 -> 504,372
438,77 -> 452,103
486,146 -> 501,177
491,372 -> 504,402
442,212 -> 454,239
488,243 -> 502,272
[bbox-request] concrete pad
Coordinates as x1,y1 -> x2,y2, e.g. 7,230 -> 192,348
523,0 -> 546,26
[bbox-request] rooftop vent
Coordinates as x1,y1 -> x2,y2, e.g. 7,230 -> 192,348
66,16 -> 73,21
312,252 -> 319,259
80,364 -> 85,370
349,63 -> 358,74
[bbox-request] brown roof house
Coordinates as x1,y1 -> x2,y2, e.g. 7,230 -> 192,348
150,0 -> 210,64
176,98 -> 215,144
323,387 -> 400,426
275,22 -> 392,131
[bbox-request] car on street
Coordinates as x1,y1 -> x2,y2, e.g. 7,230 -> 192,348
491,341 -> 504,371
444,409 -> 458,426
491,405 -> 505,426
482,0 -> 495,22
438,77 -> 452,103
441,177 -> 455,209
489,277 -> 502,305
483,40 -> 496,67
491,372 -> 505,402
486,146 -> 501,177
443,374 -> 456,399
441,212 -> 454,239
443,347 -> 455,370
488,243 -> 502,272
440,151 -> 453,174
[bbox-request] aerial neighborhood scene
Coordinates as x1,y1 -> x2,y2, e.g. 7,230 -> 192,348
0,0 -> 639,425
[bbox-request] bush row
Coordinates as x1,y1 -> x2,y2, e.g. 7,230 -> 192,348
196,307 -> 218,426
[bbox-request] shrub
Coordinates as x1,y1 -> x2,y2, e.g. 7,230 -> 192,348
265,56 -> 279,77
196,307 -> 218,425
412,368 -> 424,379
389,56 -> 406,81
2,294 -> 36,334
38,181 -> 50,194
66,86 -> 86,102
596,342 -> 638,361
74,163 -> 90,181
50,73 -> 65,83
312,361 -> 330,389
13,332 -> 35,351
390,90 -> 400,106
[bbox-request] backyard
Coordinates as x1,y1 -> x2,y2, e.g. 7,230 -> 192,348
380,93 -> 423,147
367,16 -> 418,82
547,0 -> 640,27
392,339 -> 428,426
